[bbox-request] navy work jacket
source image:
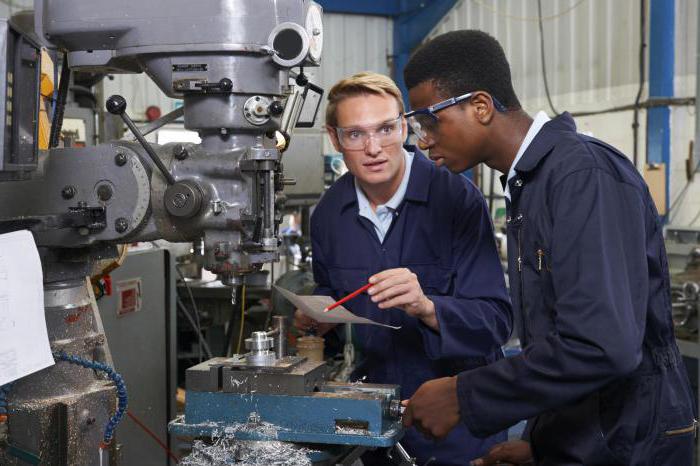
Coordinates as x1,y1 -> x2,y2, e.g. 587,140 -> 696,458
458,113 -> 696,465
311,150 -> 512,465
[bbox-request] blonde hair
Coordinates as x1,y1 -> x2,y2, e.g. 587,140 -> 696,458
325,72 -> 405,127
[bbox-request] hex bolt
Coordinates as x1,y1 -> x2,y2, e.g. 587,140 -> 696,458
115,153 -> 128,166
172,144 -> 189,160
114,217 -> 129,233
171,192 -> 188,209
96,184 -> 113,201
61,185 -> 76,199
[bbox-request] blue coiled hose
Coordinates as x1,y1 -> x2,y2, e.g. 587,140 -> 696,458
0,383 -> 12,417
52,351 -> 128,446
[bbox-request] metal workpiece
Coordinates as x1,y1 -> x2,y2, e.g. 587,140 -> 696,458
270,315 -> 288,359
244,331 -> 276,366
245,331 -> 274,352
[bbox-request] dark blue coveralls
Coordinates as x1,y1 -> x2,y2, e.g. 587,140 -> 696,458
457,113 -> 696,465
311,151 -> 513,465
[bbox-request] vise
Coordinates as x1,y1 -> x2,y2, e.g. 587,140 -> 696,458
169,327 -> 404,459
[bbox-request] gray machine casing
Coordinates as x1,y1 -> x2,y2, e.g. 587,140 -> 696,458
0,1 -> 323,464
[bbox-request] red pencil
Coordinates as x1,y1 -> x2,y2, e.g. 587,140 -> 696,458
323,283 -> 372,313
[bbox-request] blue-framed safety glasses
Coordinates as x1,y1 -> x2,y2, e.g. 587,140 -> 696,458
405,92 -> 507,143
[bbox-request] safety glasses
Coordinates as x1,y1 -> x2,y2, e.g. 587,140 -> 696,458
332,115 -> 404,151
405,92 -> 507,144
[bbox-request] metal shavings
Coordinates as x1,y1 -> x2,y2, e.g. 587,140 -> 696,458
180,413 -> 317,466
350,376 -> 367,385
181,438 -> 316,466
334,427 -> 367,435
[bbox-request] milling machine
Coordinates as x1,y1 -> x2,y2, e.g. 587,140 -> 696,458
0,1 -> 406,464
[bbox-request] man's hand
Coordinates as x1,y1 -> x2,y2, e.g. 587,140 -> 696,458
368,268 -> 438,330
470,440 -> 533,466
293,310 -> 336,336
402,376 -> 460,439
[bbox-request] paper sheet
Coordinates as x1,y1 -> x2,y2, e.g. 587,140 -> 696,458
274,286 -> 401,329
0,230 -> 54,386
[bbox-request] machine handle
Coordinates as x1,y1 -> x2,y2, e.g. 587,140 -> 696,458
194,78 -> 233,93
106,95 -> 176,186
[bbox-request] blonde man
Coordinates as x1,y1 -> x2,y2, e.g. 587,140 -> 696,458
294,72 -> 512,465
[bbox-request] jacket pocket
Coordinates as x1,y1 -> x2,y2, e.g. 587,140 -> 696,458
406,264 -> 453,295
650,420 -> 696,465
649,364 -> 697,464
597,375 -> 655,464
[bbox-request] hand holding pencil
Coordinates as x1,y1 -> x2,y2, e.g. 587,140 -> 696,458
324,268 -> 438,332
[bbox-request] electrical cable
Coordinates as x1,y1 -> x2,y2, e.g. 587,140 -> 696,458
570,97 -> 694,118
49,52 -> 71,148
176,266 -> 205,362
52,352 -> 127,448
536,0 -> 560,117
469,0 -> 586,23
632,0 -> 647,168
176,296 -> 213,360
126,411 -> 180,463
236,284 -> 247,354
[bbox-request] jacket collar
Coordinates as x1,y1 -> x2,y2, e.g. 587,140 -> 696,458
512,112 -> 576,174
338,146 -> 432,212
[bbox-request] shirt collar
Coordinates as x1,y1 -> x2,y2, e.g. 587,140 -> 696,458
505,111 -> 550,200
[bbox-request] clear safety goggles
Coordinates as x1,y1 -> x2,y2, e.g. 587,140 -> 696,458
333,115 -> 404,150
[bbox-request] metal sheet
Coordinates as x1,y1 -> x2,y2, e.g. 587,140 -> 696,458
98,248 -> 177,466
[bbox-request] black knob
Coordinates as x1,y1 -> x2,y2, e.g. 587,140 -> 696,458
218,78 -> 233,92
269,100 -> 284,116
295,72 -> 308,87
106,95 -> 127,115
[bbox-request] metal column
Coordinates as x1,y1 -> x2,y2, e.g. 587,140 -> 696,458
647,0 -> 675,218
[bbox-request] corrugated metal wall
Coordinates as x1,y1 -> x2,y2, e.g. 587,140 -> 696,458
309,13 -> 393,154
427,0 -> 700,226
431,0 -> 642,107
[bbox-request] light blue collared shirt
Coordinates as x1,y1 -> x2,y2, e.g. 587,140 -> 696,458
355,149 -> 414,243
504,111 -> 550,200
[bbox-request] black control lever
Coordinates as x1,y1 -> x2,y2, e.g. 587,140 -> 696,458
195,78 -> 233,93
106,95 -> 176,186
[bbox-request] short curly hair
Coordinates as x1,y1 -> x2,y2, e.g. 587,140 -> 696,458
404,30 -> 521,110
